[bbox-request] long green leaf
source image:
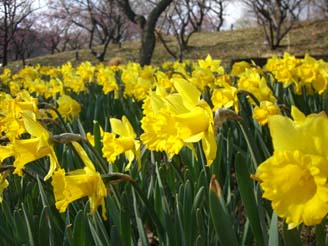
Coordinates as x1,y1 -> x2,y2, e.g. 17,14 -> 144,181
282,222 -> 301,246
36,176 -> 55,246
315,223 -> 326,246
176,194 -> 186,246
22,203 -> 35,246
183,180 -> 192,246
235,153 -> 266,245
209,175 -> 238,246
38,207 -> 54,246
132,187 -> 148,246
72,210 -> 89,246
92,120 -> 102,154
268,212 -> 279,246
88,218 -> 105,246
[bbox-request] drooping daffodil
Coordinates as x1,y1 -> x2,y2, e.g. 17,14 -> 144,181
51,141 -> 107,220
102,116 -> 141,171
0,113 -> 60,180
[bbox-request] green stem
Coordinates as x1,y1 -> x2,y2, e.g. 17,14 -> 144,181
130,181 -> 166,244
237,119 -> 264,169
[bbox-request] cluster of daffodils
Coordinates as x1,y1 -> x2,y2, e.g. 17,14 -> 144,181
0,91 -> 108,218
0,53 -> 328,227
266,53 -> 328,94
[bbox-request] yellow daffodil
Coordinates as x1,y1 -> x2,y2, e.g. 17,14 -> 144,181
77,61 -> 95,83
172,60 -> 194,75
211,83 -> 238,112
265,52 -> 300,87
214,74 -> 233,87
12,66 -> 38,82
190,68 -> 215,91
253,101 -> 281,125
296,54 -> 328,94
141,103 -> 183,157
238,68 -> 276,104
57,95 -> 81,122
0,91 -> 38,142
198,54 -> 225,74
141,78 -> 217,165
43,78 -> 63,99
0,68 -> 12,86
96,65 -> 119,95
121,63 -> 154,101
51,141 -> 107,219
154,70 -> 174,91
230,61 -> 251,77
255,106 -> 328,229
102,116 -> 141,170
61,62 -> 87,93
0,113 -> 60,180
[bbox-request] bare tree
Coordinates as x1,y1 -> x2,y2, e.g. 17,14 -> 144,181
116,0 -> 173,66
36,11 -> 74,54
316,0 -> 328,17
48,0 -> 127,62
11,18 -> 36,65
0,0 -> 35,66
303,0 -> 328,19
154,0 -> 212,61
242,0 -> 305,49
205,0 -> 228,31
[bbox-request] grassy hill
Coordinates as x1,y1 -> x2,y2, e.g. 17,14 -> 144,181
8,18 -> 328,71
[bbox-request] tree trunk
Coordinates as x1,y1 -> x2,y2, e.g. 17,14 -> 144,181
2,37 -> 8,67
140,25 -> 156,66
2,4 -> 8,67
117,0 -> 172,66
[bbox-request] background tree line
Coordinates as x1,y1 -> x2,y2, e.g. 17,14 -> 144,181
0,0 -> 327,67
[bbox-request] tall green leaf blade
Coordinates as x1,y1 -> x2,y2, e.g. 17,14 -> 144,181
132,188 -> 148,246
209,175 -> 238,246
22,203 -> 35,246
235,153 -> 266,245
315,223 -> 326,246
14,210 -> 28,245
268,212 -> 279,246
92,120 -> 102,154
88,218 -> 105,246
72,210 -> 89,246
38,207 -> 54,246
36,176 -> 55,245
282,222 -> 301,246
183,180 -> 192,246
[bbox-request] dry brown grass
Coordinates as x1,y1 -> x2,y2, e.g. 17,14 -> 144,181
7,18 -> 328,71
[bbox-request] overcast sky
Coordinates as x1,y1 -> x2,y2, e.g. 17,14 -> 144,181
223,1 -> 244,29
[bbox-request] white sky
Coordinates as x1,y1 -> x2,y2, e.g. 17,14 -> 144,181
223,1 -> 244,29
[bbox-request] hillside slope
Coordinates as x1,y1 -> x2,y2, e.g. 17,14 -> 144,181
8,18 -> 328,70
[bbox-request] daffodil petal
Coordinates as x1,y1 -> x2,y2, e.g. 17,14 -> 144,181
291,105 -> 306,122
202,126 -> 217,166
23,113 -> 48,138
110,118 -> 127,136
71,141 -> 96,171
173,78 -> 200,107
268,115 -> 306,152
0,145 -> 14,162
